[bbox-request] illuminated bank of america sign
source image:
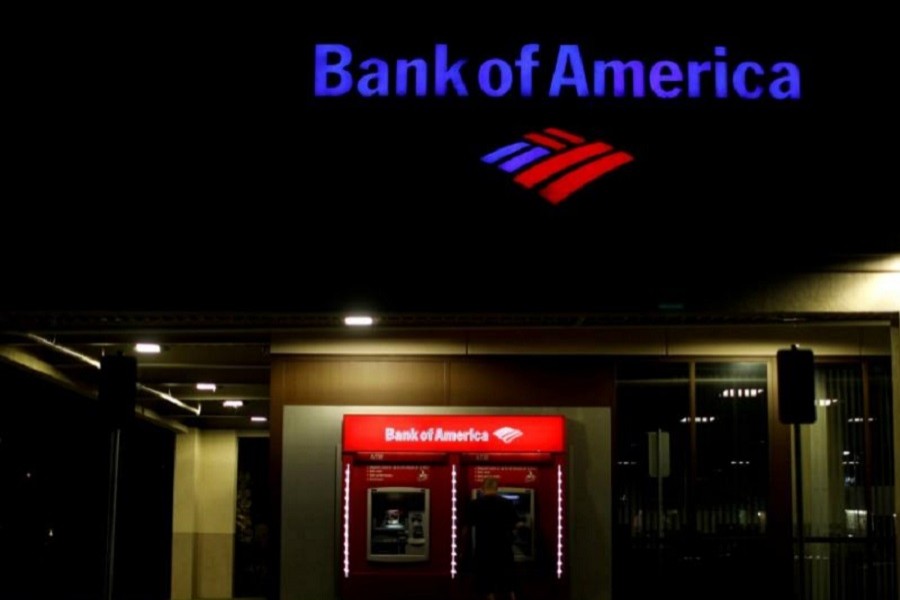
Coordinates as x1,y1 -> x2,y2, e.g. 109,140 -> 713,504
315,44 -> 801,100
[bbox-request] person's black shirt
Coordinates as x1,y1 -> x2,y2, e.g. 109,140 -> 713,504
467,493 -> 518,562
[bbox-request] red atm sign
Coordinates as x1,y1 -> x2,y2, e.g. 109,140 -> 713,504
343,415 -> 565,453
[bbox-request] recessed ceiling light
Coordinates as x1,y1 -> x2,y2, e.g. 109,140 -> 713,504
135,343 -> 161,354
251,416 -> 268,423
223,400 -> 243,408
196,383 -> 217,392
344,315 -> 374,327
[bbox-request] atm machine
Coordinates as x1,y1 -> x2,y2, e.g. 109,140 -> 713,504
340,414 -> 567,600
368,486 -> 429,560
339,450 -> 450,600
462,450 -> 566,599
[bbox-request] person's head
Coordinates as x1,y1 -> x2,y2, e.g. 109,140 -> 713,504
482,477 -> 500,495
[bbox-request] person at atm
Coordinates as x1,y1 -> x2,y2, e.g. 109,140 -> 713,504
464,477 -> 520,600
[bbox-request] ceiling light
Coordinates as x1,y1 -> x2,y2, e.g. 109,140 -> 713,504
223,400 -> 243,408
196,383 -> 217,392
135,343 -> 161,354
344,315 -> 374,327
251,416 -> 268,423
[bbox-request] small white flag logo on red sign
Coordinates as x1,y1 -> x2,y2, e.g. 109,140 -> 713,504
493,427 -> 524,444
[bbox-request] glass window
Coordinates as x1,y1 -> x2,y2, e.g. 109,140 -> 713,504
696,362 -> 769,537
615,357 -> 895,599
803,364 -> 865,538
615,361 -> 690,541
615,360 -> 770,598
796,361 -> 897,599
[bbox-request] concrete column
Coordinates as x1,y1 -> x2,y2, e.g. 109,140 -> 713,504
172,430 -> 199,599
171,430 -> 238,599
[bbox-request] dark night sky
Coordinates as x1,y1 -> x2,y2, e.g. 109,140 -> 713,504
4,7 -> 896,311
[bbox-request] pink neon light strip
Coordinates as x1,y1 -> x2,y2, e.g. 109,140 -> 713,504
451,465 -> 458,578
343,463 -> 350,578
557,464 -> 563,579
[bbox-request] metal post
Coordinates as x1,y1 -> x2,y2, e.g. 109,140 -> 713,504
657,427 -> 664,542
793,422 -> 805,600
103,428 -> 122,600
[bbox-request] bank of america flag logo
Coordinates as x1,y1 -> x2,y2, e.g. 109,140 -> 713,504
493,427 -> 525,444
481,127 -> 634,204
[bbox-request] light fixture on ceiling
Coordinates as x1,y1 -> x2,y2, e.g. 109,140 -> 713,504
223,400 -> 243,408
23,333 -> 200,416
196,382 -> 217,392
344,315 -> 374,327
135,343 -> 161,354
251,416 -> 268,423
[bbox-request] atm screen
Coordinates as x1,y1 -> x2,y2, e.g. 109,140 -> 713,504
472,487 -> 535,561
367,487 -> 430,562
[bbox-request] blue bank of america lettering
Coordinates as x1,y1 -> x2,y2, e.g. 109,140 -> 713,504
315,44 -> 801,100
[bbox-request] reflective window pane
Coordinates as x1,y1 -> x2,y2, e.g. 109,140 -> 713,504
797,362 -> 897,599
616,362 -> 690,540
696,362 -> 769,537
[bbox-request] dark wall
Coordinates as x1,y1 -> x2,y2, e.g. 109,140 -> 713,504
5,8 -> 895,314
234,436 -> 271,597
0,366 -> 108,599
0,364 -> 174,600
115,417 -> 175,600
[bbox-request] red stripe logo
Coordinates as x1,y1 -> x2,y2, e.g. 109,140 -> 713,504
481,128 -> 634,204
